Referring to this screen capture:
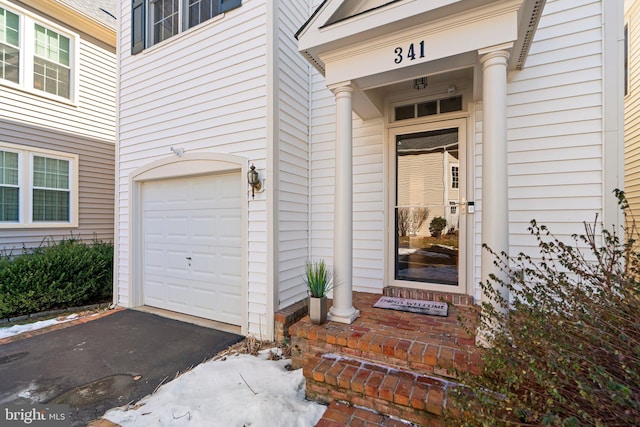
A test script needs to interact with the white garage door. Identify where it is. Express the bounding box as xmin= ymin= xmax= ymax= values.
xmin=142 ymin=172 xmax=242 ymax=325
